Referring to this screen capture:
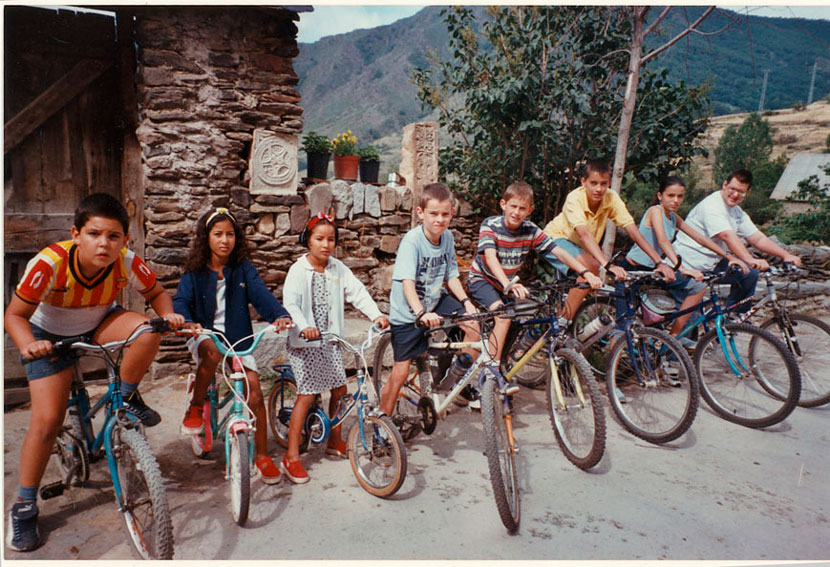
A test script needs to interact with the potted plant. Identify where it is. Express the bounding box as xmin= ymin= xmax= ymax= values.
xmin=357 ymin=144 xmax=381 ymax=184
xmin=331 ymin=130 xmax=359 ymax=181
xmin=301 ymin=131 xmax=332 ymax=180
